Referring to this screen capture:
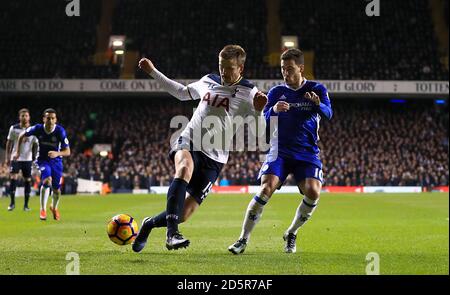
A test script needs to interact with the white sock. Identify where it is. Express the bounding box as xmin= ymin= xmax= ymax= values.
xmin=52 ymin=191 xmax=60 ymax=209
xmin=239 ymin=194 xmax=269 ymax=241
xmin=287 ymin=196 xmax=319 ymax=235
xmin=40 ymin=186 xmax=51 ymax=211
